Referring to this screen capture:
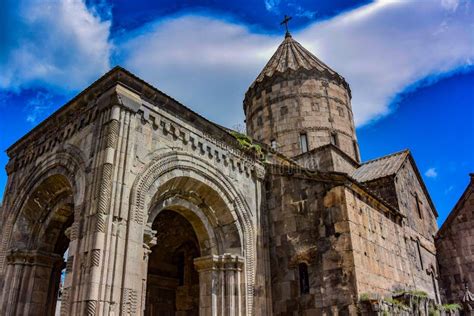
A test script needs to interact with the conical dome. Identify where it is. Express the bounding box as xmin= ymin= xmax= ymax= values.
xmin=253 ymin=34 xmax=340 ymax=85
xmin=244 ymin=34 xmax=350 ymax=114
xmin=243 ymin=33 xmax=359 ymax=162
